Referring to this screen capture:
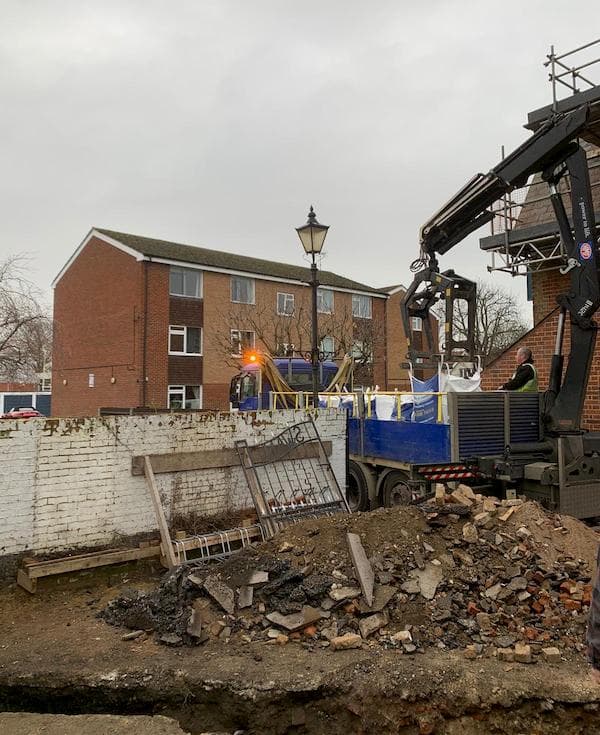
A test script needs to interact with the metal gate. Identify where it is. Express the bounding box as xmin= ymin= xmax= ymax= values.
xmin=236 ymin=419 xmax=349 ymax=538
